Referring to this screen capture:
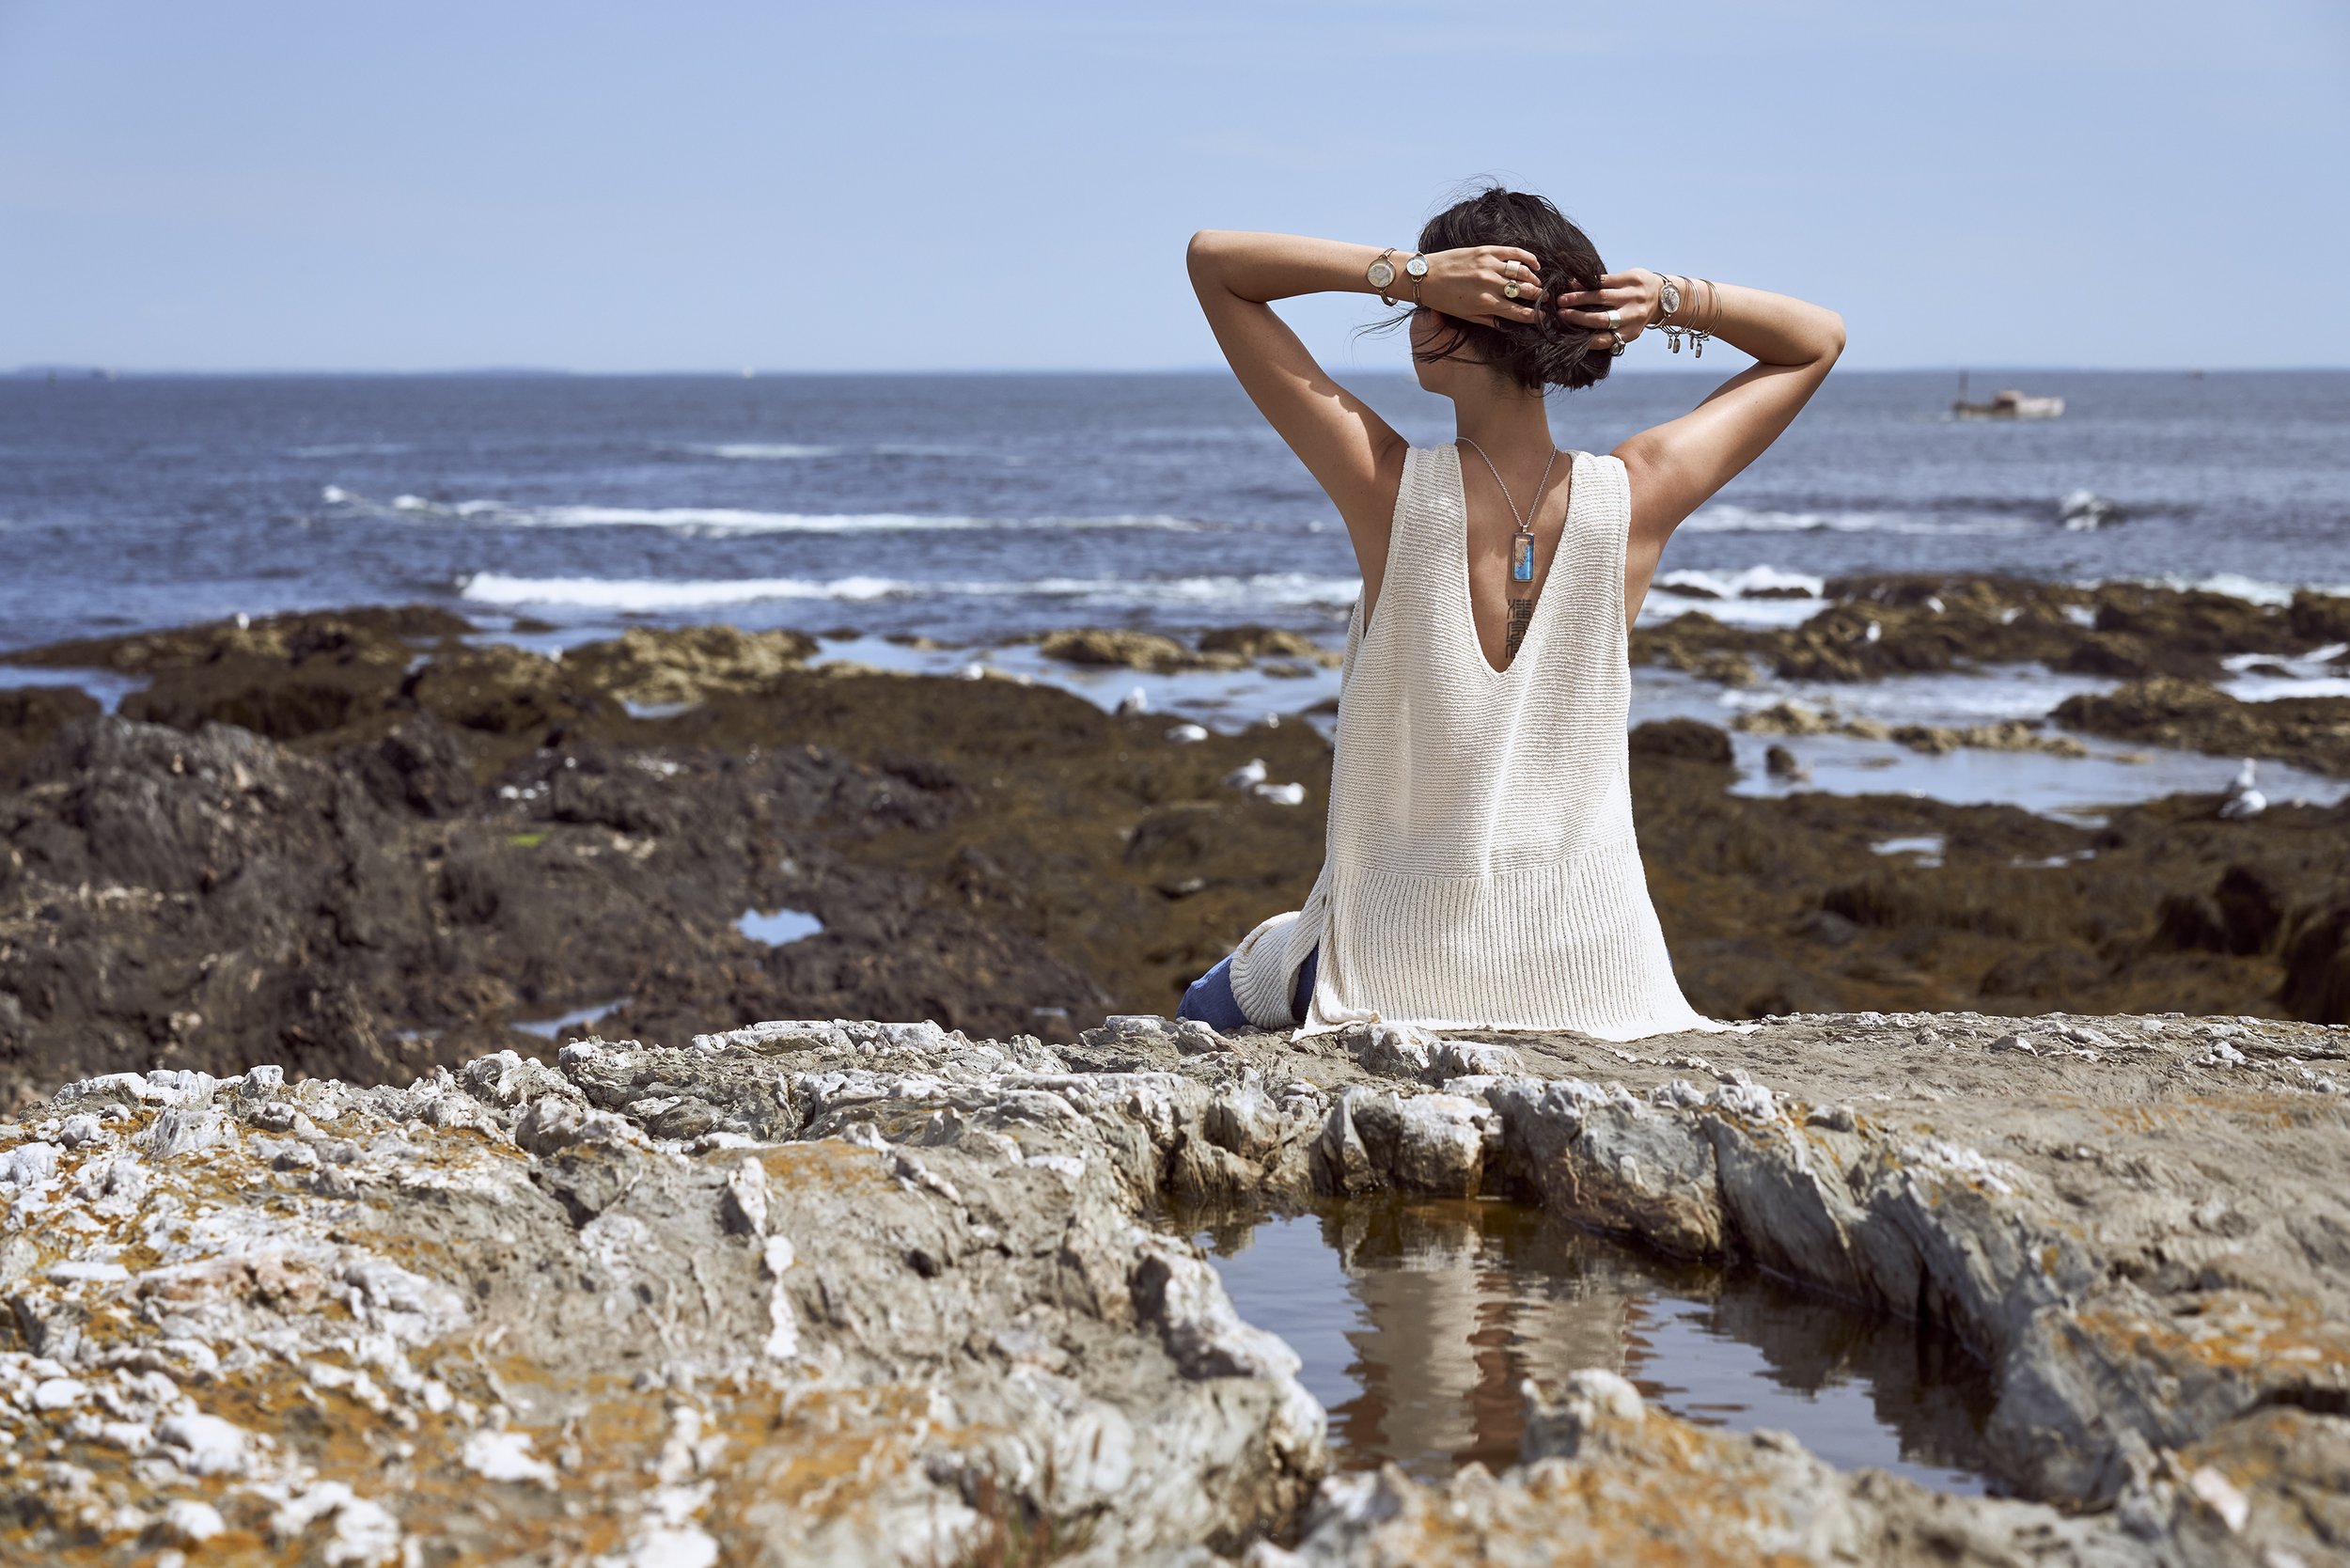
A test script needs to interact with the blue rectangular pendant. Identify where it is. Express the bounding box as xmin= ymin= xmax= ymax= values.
xmin=1511 ymin=533 xmax=1536 ymax=583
